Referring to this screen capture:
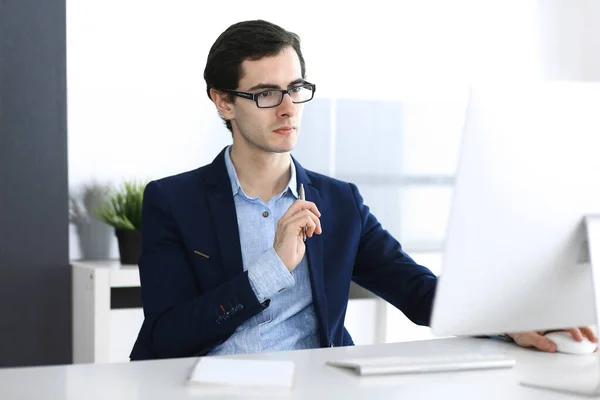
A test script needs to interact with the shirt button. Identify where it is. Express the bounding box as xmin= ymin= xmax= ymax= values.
xmin=262 ymin=211 xmax=269 ymax=218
